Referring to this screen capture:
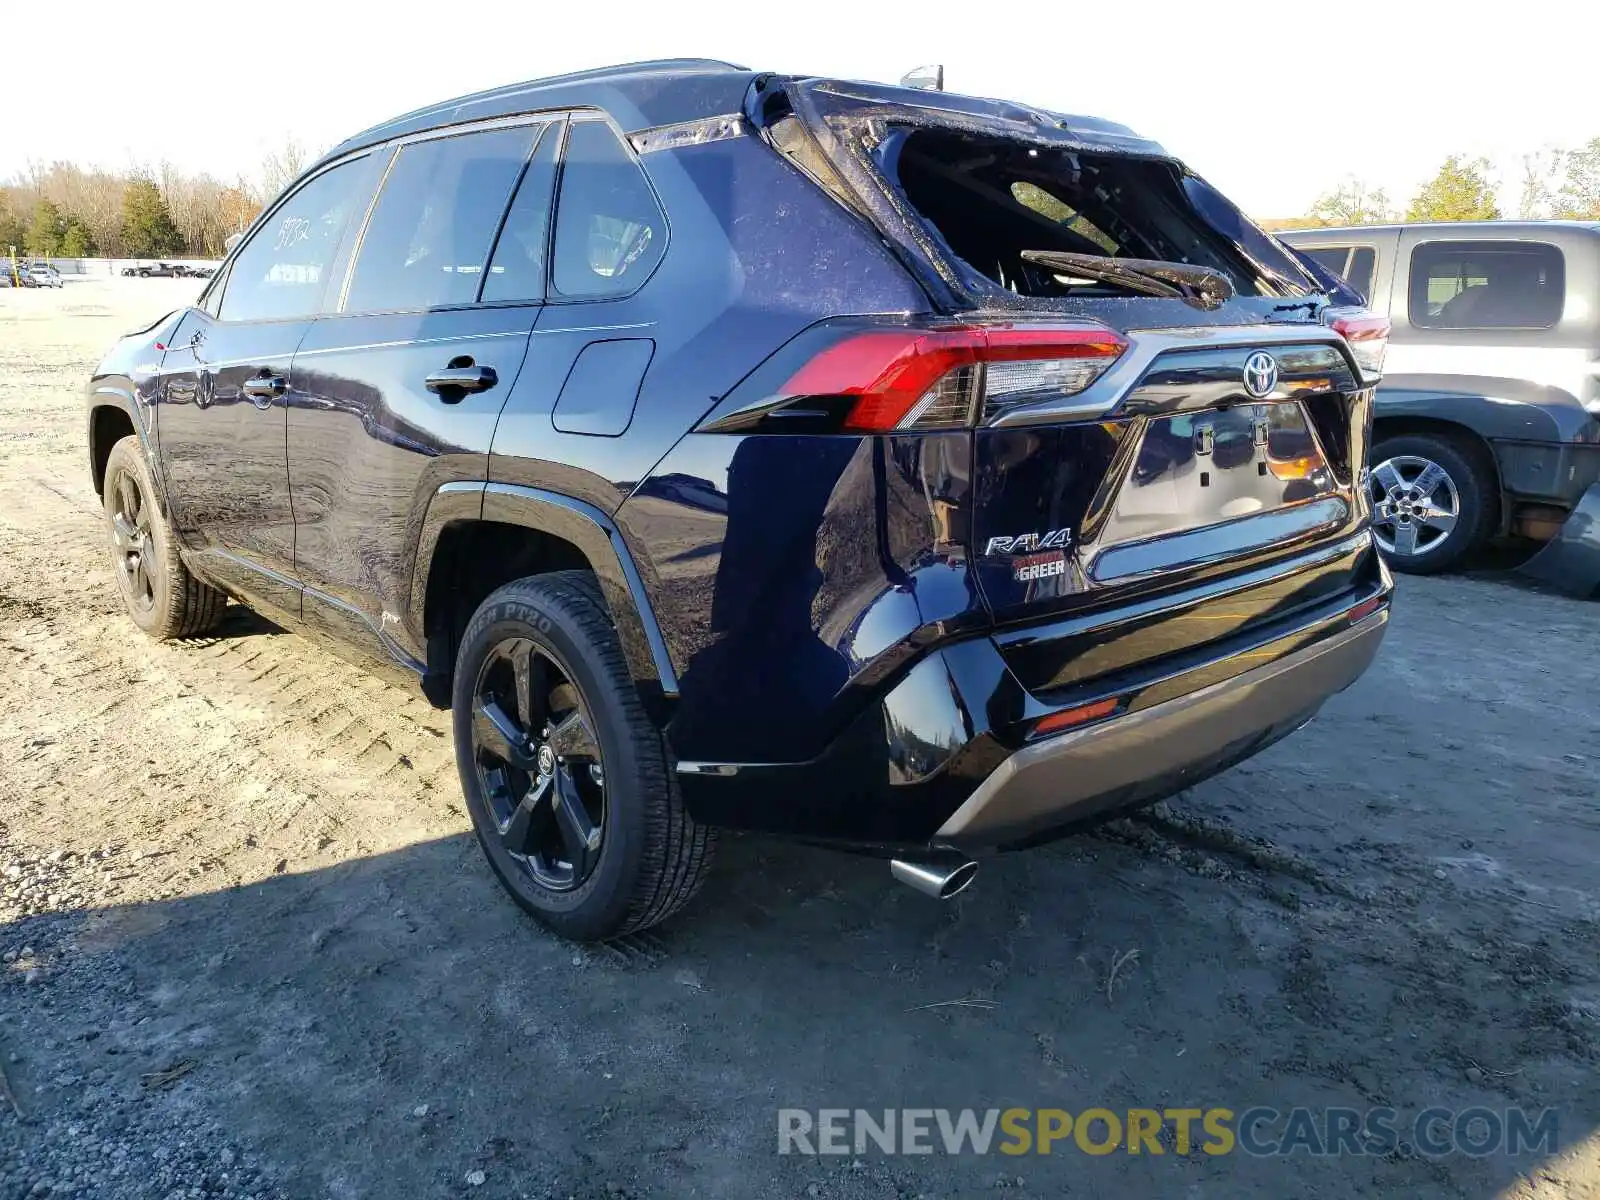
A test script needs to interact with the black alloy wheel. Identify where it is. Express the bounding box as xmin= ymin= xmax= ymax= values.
xmin=451 ymin=571 xmax=714 ymax=941
xmin=101 ymin=435 xmax=227 ymax=639
xmin=109 ymin=467 xmax=158 ymax=615
xmin=470 ymin=637 xmax=607 ymax=892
